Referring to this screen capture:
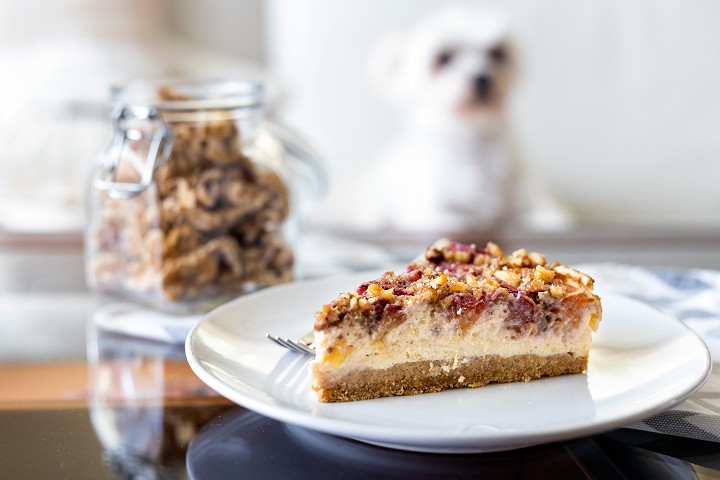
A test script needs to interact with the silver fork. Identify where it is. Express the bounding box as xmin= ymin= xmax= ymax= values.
xmin=266 ymin=331 xmax=315 ymax=356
